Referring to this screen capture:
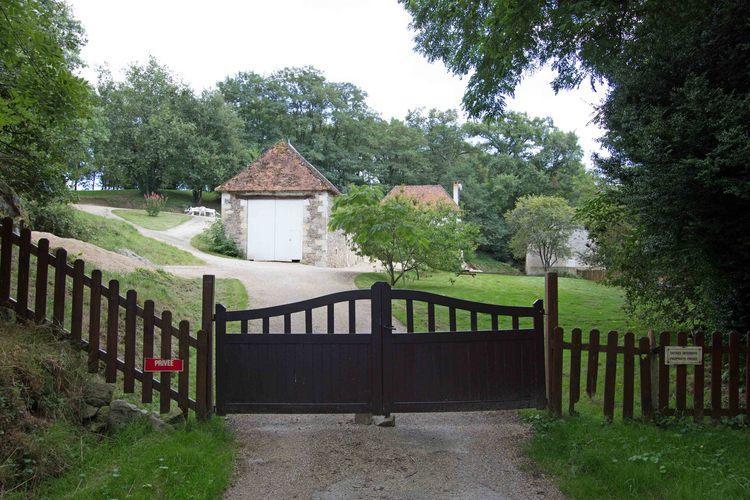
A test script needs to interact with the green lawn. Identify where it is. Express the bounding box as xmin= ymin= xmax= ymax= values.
xmin=112 ymin=208 xmax=192 ymax=230
xmin=76 ymin=189 xmax=220 ymax=213
xmin=466 ymin=251 xmax=522 ymax=274
xmin=74 ymin=210 xmax=203 ymax=266
xmin=356 ymin=271 xmax=750 ymax=499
